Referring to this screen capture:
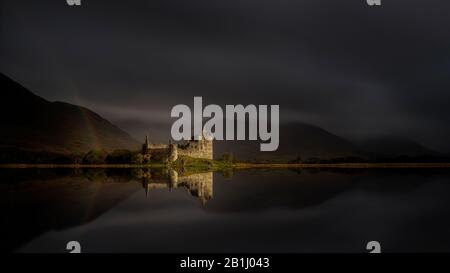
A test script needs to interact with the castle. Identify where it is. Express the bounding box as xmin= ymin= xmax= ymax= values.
xmin=141 ymin=134 xmax=213 ymax=163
